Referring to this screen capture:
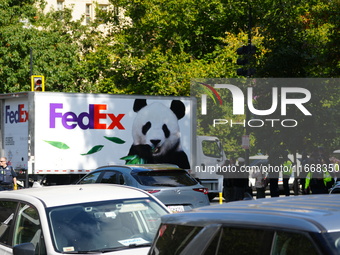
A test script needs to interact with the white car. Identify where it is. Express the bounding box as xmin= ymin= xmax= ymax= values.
xmin=0 ymin=184 xmax=170 ymax=255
